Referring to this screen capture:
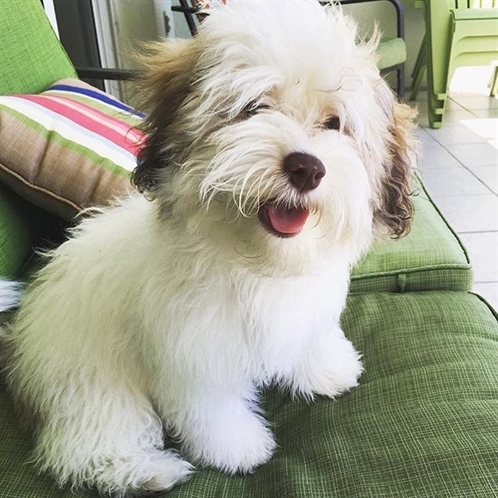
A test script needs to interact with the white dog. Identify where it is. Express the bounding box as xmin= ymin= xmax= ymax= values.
xmin=2 ymin=1 xmax=417 ymax=496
